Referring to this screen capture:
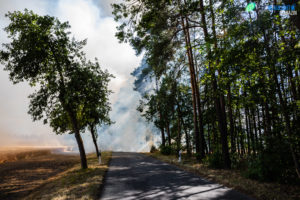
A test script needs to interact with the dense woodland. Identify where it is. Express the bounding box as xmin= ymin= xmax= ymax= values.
xmin=113 ymin=0 xmax=300 ymax=183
